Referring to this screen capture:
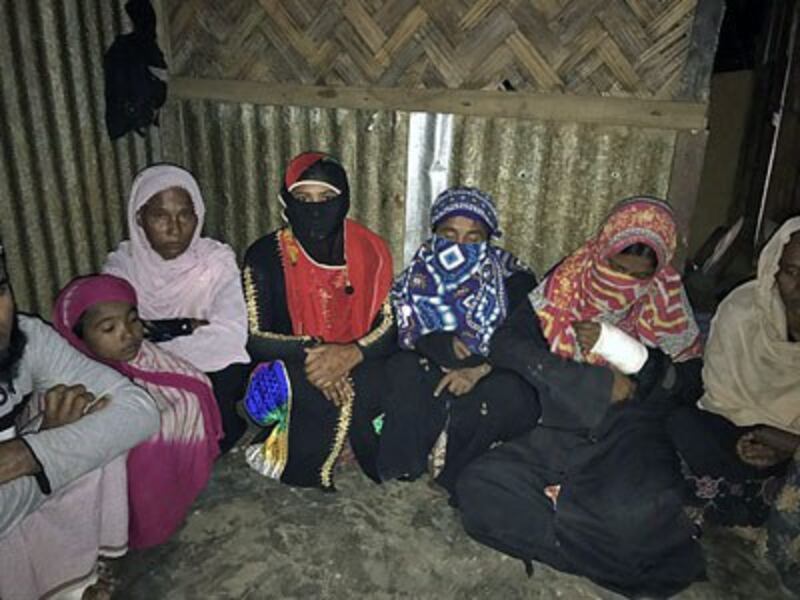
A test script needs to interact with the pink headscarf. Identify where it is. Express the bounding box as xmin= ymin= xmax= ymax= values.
xmin=106 ymin=165 xmax=211 ymax=308
xmin=52 ymin=274 xmax=219 ymax=398
xmin=103 ymin=164 xmax=249 ymax=372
